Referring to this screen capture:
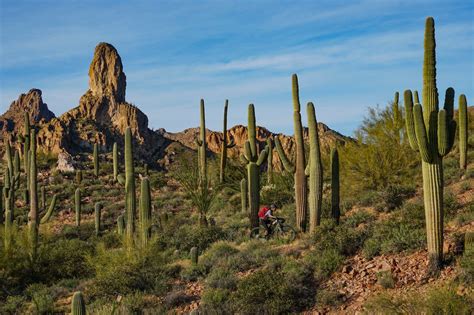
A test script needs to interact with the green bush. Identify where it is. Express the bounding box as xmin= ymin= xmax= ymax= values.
xmin=305 ymin=248 xmax=344 ymax=279
xmin=344 ymin=210 xmax=375 ymax=228
xmin=375 ymin=184 xmax=416 ymax=212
